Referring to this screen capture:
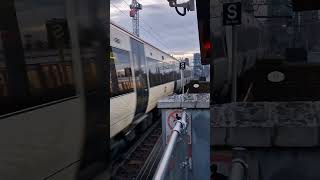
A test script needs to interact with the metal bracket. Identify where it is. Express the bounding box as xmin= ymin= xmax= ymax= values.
xmin=168 ymin=0 xmax=195 ymax=10
xmin=180 ymin=157 xmax=192 ymax=169
xmin=173 ymin=111 xmax=188 ymax=134
xmin=167 ymin=0 xmax=195 ymax=16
